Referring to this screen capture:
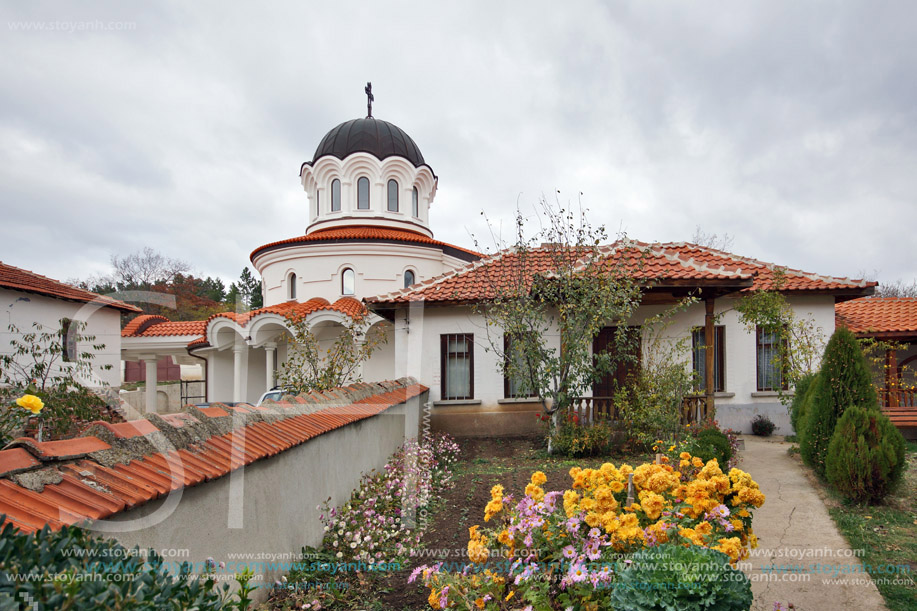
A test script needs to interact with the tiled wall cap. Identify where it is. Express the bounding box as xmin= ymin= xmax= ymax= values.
xmin=0 ymin=448 xmax=41 ymax=477
xmin=9 ymin=437 xmax=112 ymax=461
